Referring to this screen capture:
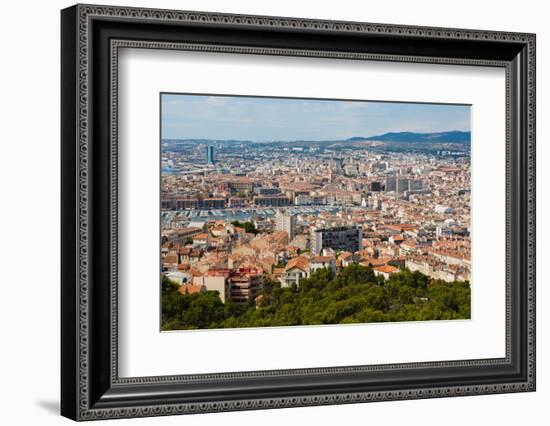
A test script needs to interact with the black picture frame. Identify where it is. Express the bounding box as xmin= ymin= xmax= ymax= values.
xmin=61 ymin=4 xmax=536 ymax=421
